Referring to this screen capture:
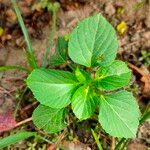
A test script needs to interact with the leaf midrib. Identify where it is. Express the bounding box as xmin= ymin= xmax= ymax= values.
xmin=28 ymin=81 xmax=78 ymax=85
